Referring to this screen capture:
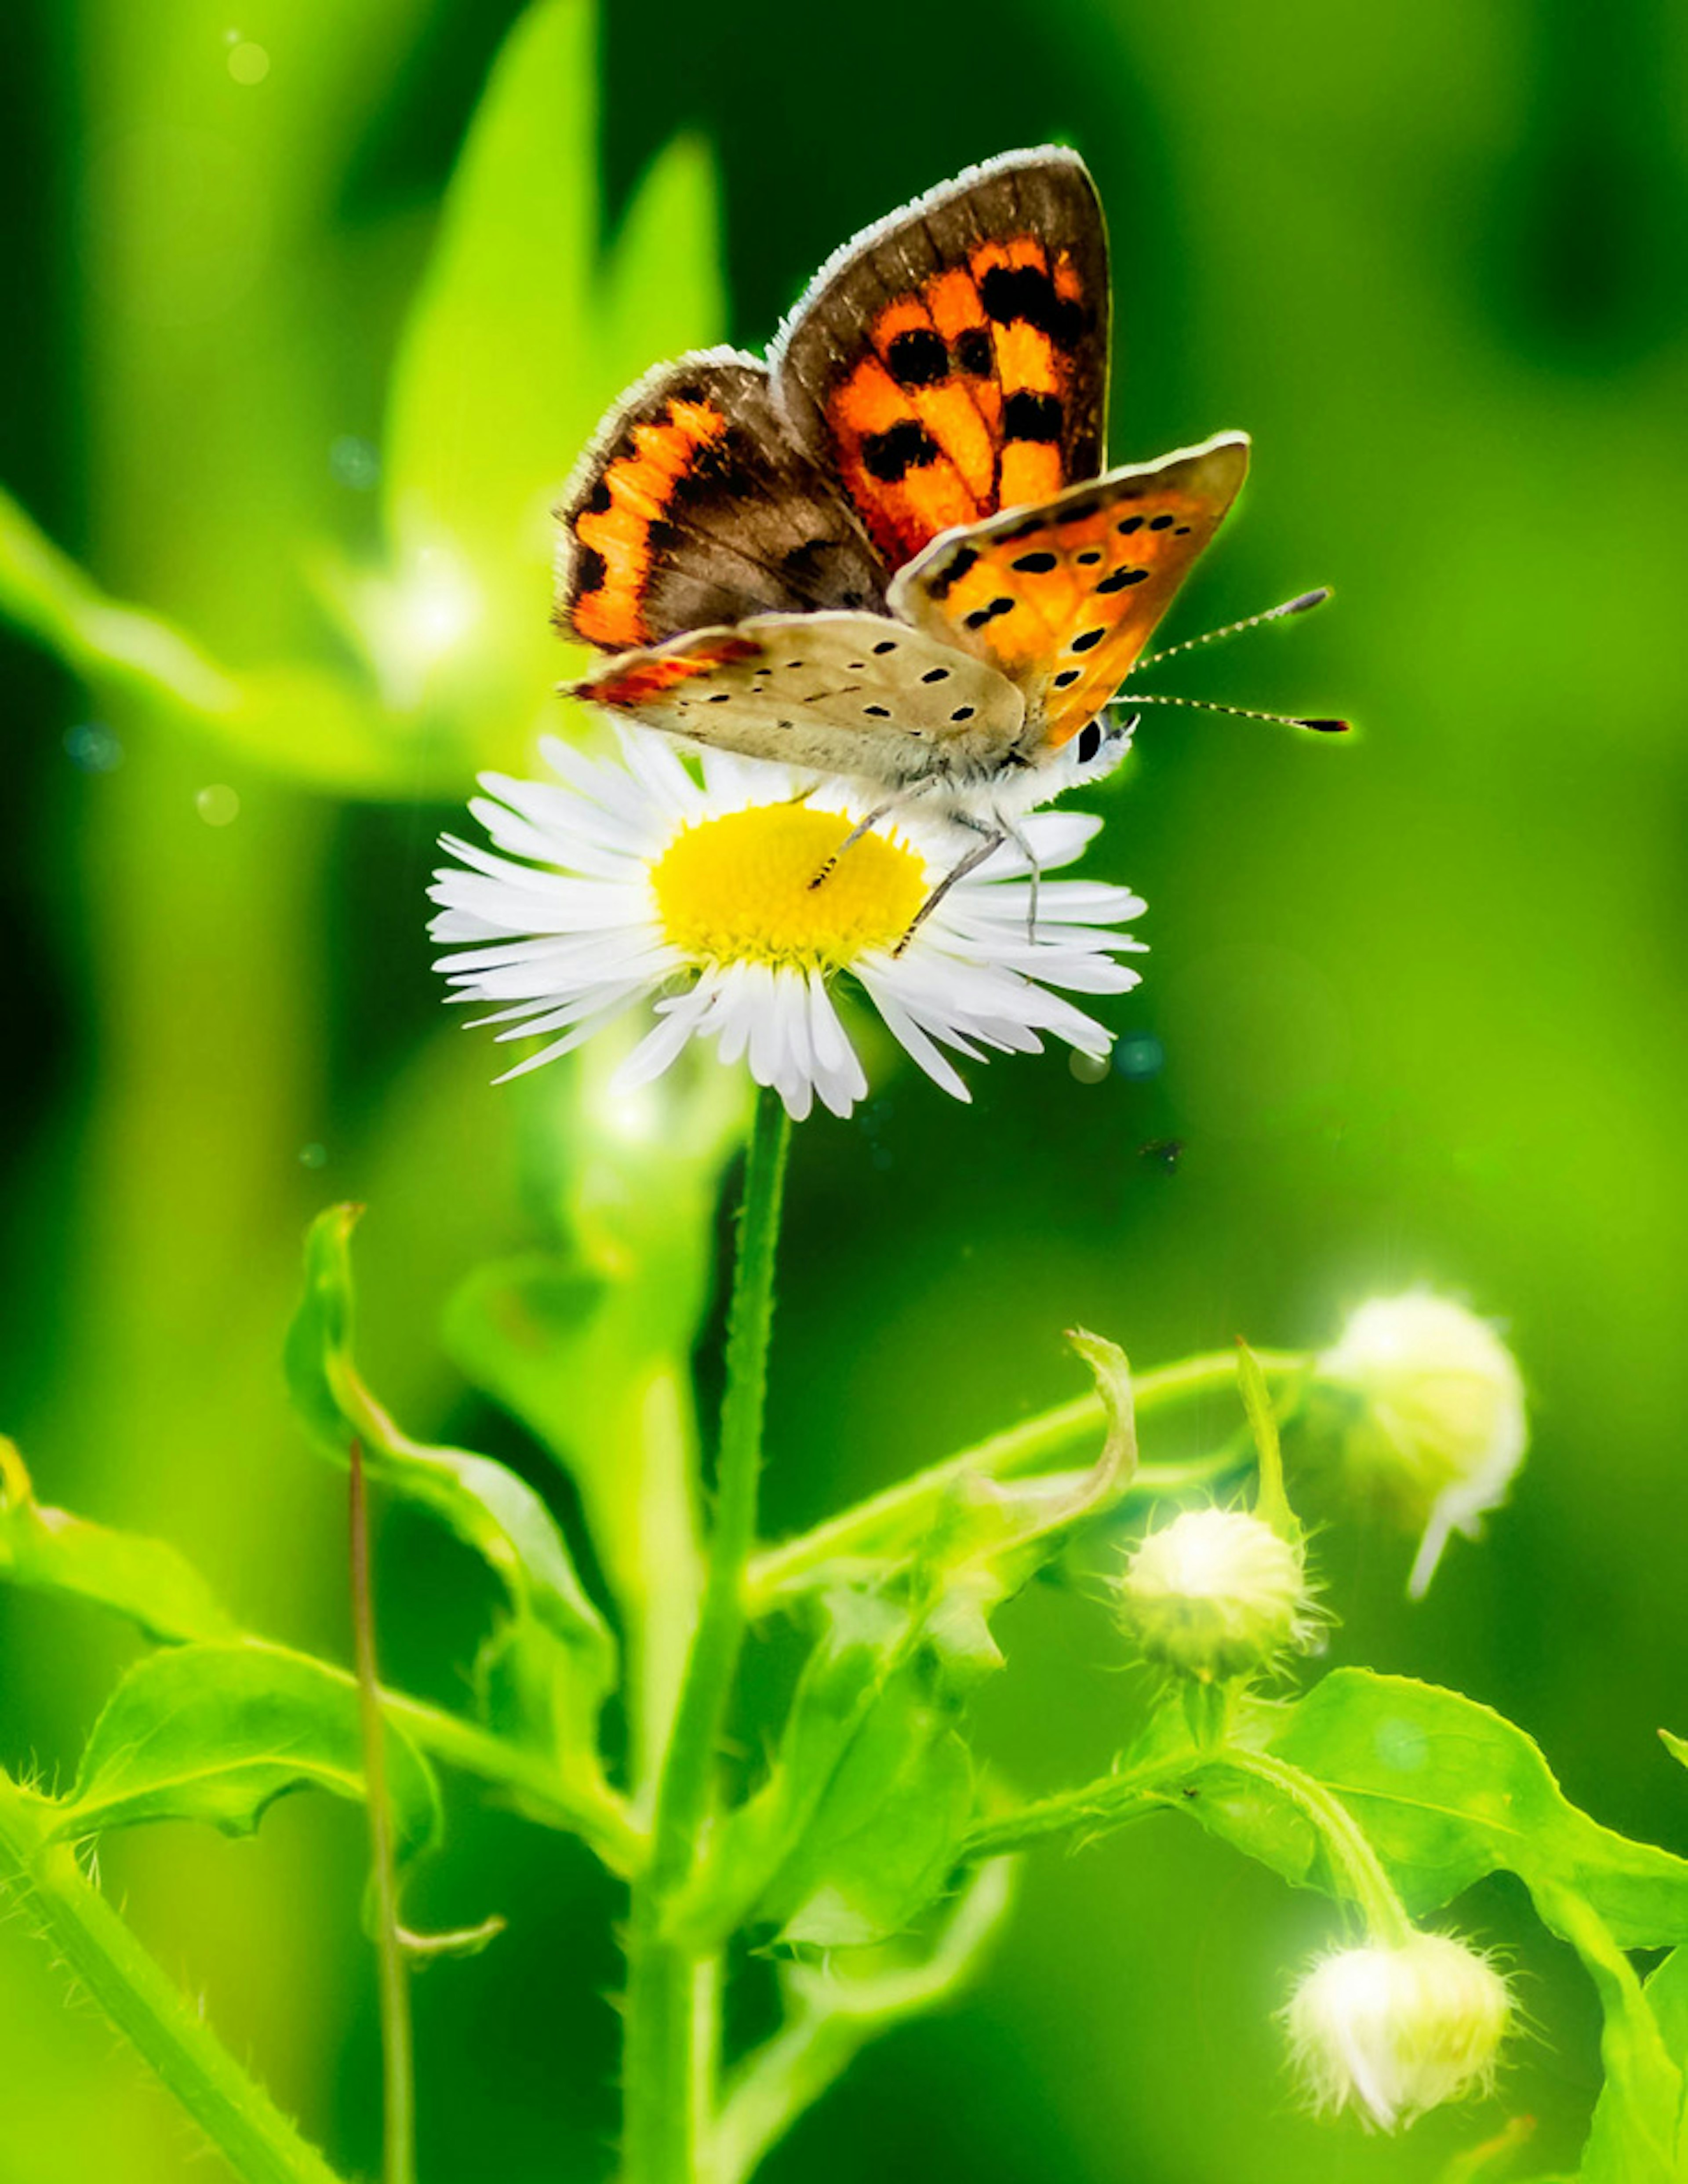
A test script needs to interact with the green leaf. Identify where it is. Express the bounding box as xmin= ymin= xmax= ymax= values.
xmin=378 ymin=0 xmax=723 ymax=755
xmin=713 ymin=1859 xmax=1016 ymax=2184
xmin=0 ymin=484 xmax=439 ymax=798
xmin=285 ymin=1204 xmax=615 ymax=1783
xmin=54 ymin=1642 xmax=440 ymax=1859
xmin=914 ymin=1329 xmax=1137 ymax=1688
xmin=674 ymin=1588 xmax=918 ymax=1945
xmin=1192 ymin=1671 xmax=1688 ymax=1949
xmin=1235 ymin=1336 xmax=1295 ymax=1536
xmin=1539 ymin=1888 xmax=1683 ymax=2184
xmin=0 ymin=1438 xmax=236 ymax=1644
